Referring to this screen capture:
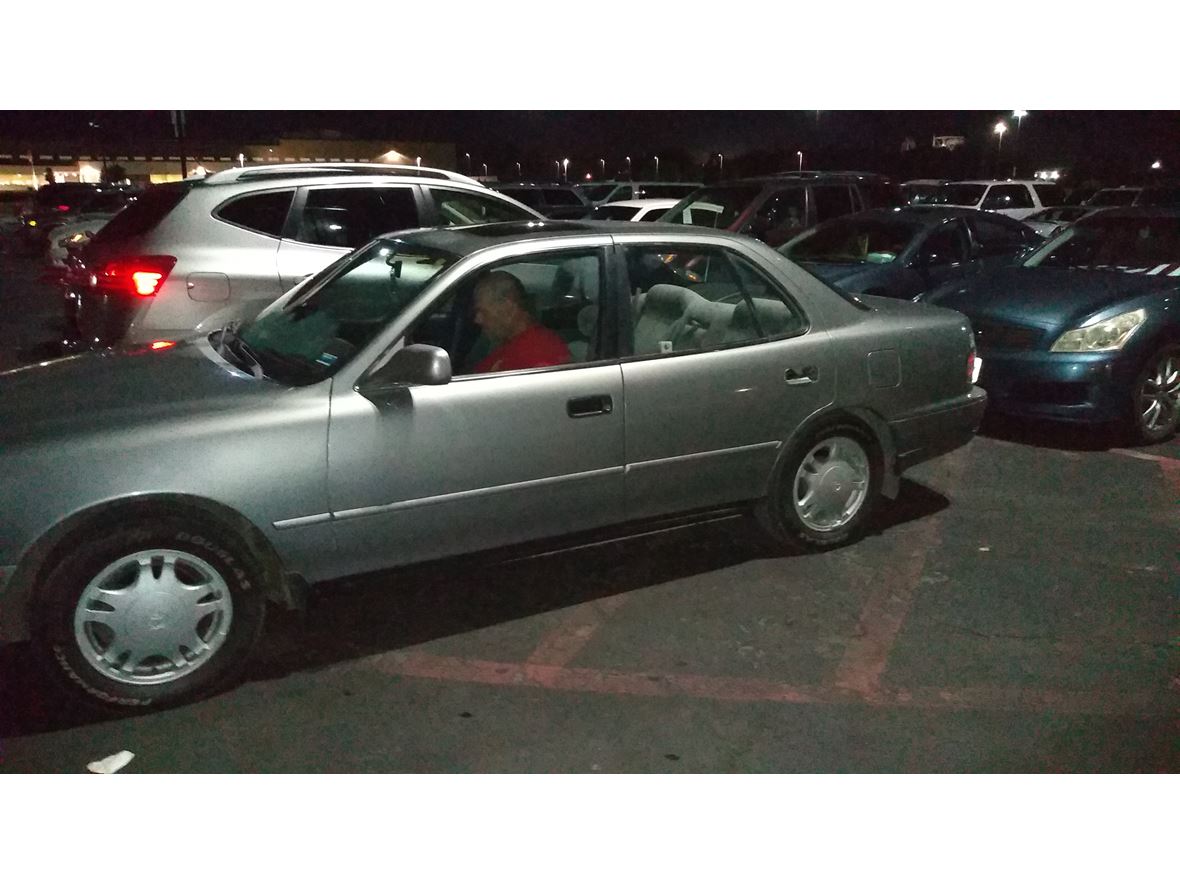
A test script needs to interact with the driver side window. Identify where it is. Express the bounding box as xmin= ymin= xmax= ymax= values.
xmin=405 ymin=249 xmax=605 ymax=376
xmin=917 ymin=224 xmax=967 ymax=266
